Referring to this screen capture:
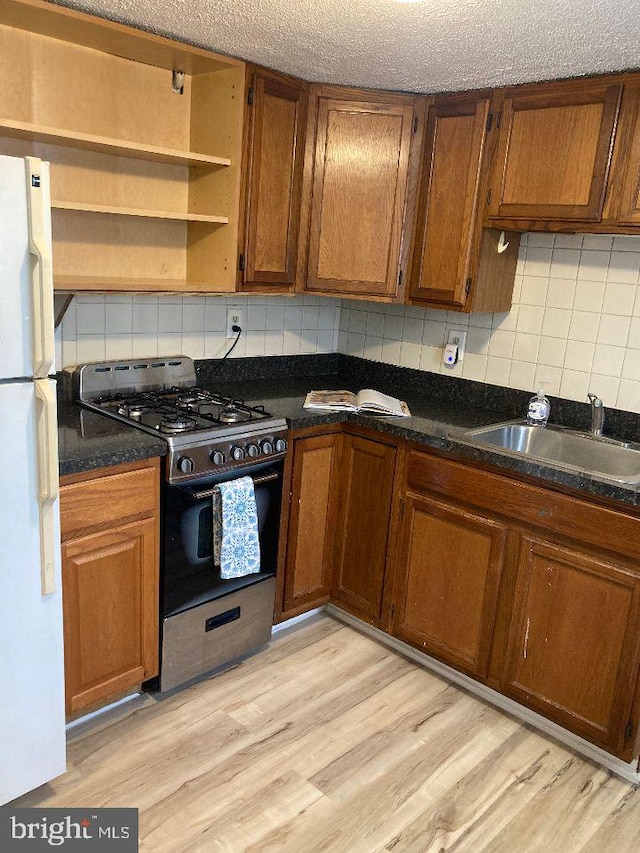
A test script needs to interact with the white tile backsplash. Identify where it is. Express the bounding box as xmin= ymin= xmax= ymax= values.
xmin=59 ymin=233 xmax=640 ymax=415
xmin=60 ymin=295 xmax=340 ymax=370
xmin=336 ymin=233 xmax=640 ymax=413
